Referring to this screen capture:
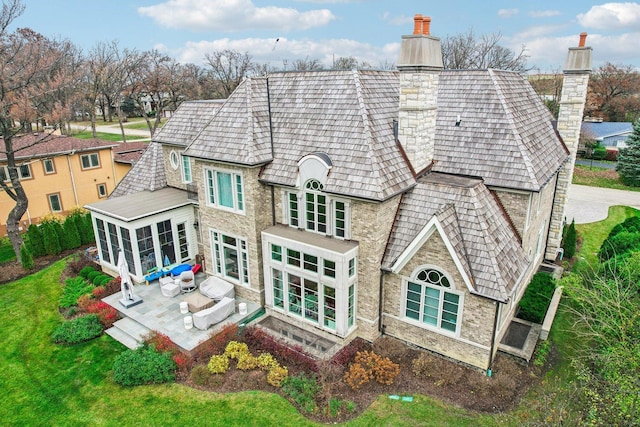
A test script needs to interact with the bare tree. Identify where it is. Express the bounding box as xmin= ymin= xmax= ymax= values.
xmin=204 ymin=49 xmax=253 ymax=99
xmin=529 ymin=70 xmax=563 ymax=118
xmin=332 ymin=56 xmax=372 ymax=70
xmin=0 ymin=0 xmax=80 ymax=261
xmin=290 ymin=57 xmax=324 ymax=71
xmin=586 ymin=62 xmax=640 ymax=122
xmin=442 ymin=29 xmax=529 ymax=72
